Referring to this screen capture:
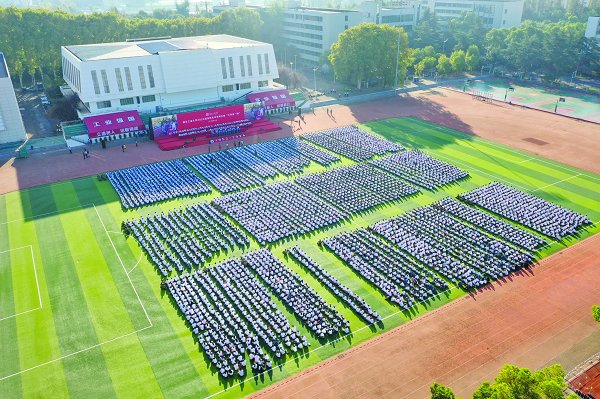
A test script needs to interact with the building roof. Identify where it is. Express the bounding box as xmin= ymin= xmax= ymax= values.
xmin=0 ymin=52 xmax=8 ymax=79
xmin=64 ymin=34 xmax=267 ymax=62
